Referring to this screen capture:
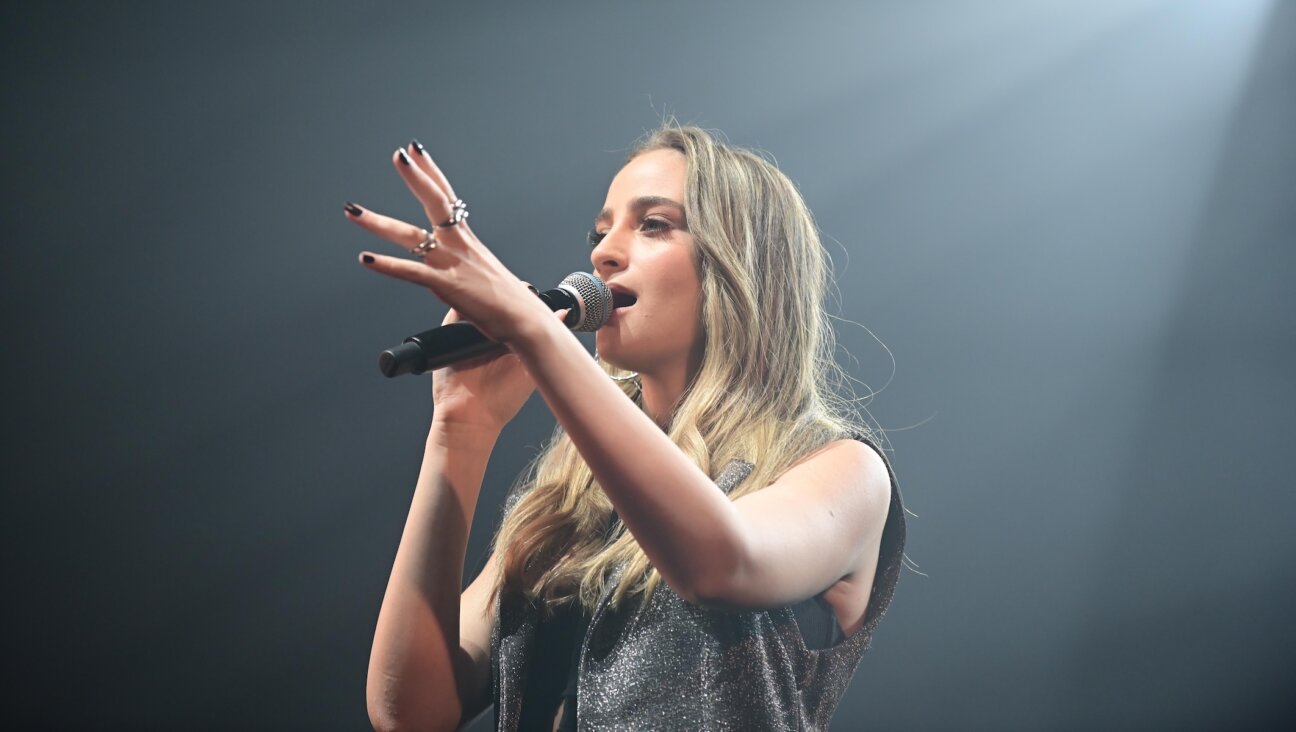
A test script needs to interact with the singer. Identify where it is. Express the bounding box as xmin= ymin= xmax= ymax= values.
xmin=351 ymin=126 xmax=906 ymax=732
